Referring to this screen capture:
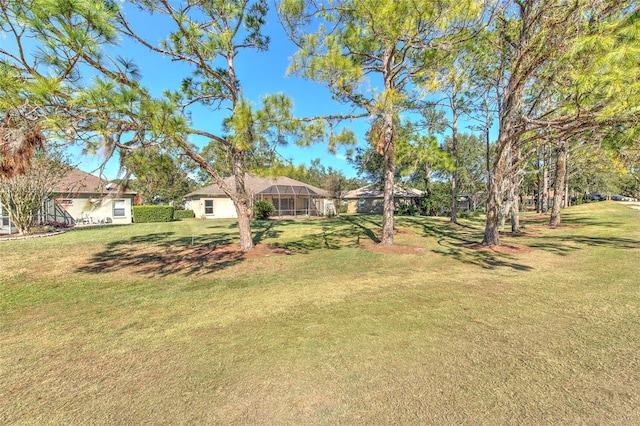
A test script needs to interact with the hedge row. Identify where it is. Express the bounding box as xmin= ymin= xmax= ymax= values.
xmin=132 ymin=206 xmax=175 ymax=223
xmin=174 ymin=209 xmax=195 ymax=219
